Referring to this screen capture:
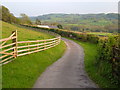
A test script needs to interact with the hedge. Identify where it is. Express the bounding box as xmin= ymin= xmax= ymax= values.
xmin=21 ymin=25 xmax=99 ymax=44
